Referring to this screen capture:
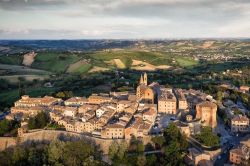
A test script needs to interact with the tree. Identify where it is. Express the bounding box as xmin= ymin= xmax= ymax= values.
xmin=151 ymin=136 xmax=165 ymax=149
xmin=108 ymin=141 xmax=128 ymax=164
xmin=164 ymin=141 xmax=183 ymax=166
xmin=47 ymin=140 xmax=65 ymax=165
xmin=136 ymin=155 xmax=146 ymax=166
xmin=28 ymin=112 xmax=50 ymax=130
xmin=146 ymin=154 xmax=157 ymax=166
xmin=12 ymin=147 xmax=28 ymax=166
xmin=0 ymin=140 xmax=104 ymax=166
xmin=116 ymin=141 xmax=128 ymax=160
xmin=216 ymin=91 xmax=223 ymax=102
xmin=137 ymin=142 xmax=145 ymax=154
xmin=0 ymin=119 xmax=20 ymax=136
xmin=195 ymin=127 xmax=220 ymax=147
xmin=162 ymin=123 xmax=188 ymax=165
xmin=108 ymin=141 xmax=119 ymax=160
